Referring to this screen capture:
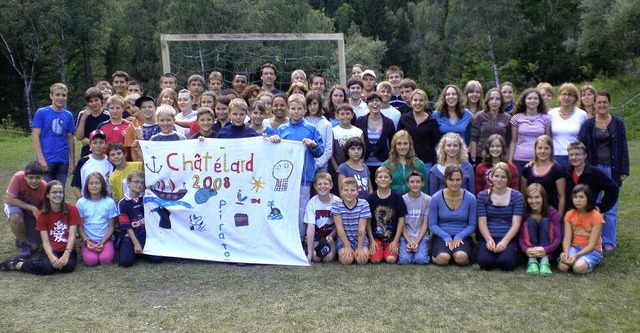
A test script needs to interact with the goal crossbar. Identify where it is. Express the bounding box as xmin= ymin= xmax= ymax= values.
xmin=160 ymin=33 xmax=346 ymax=86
